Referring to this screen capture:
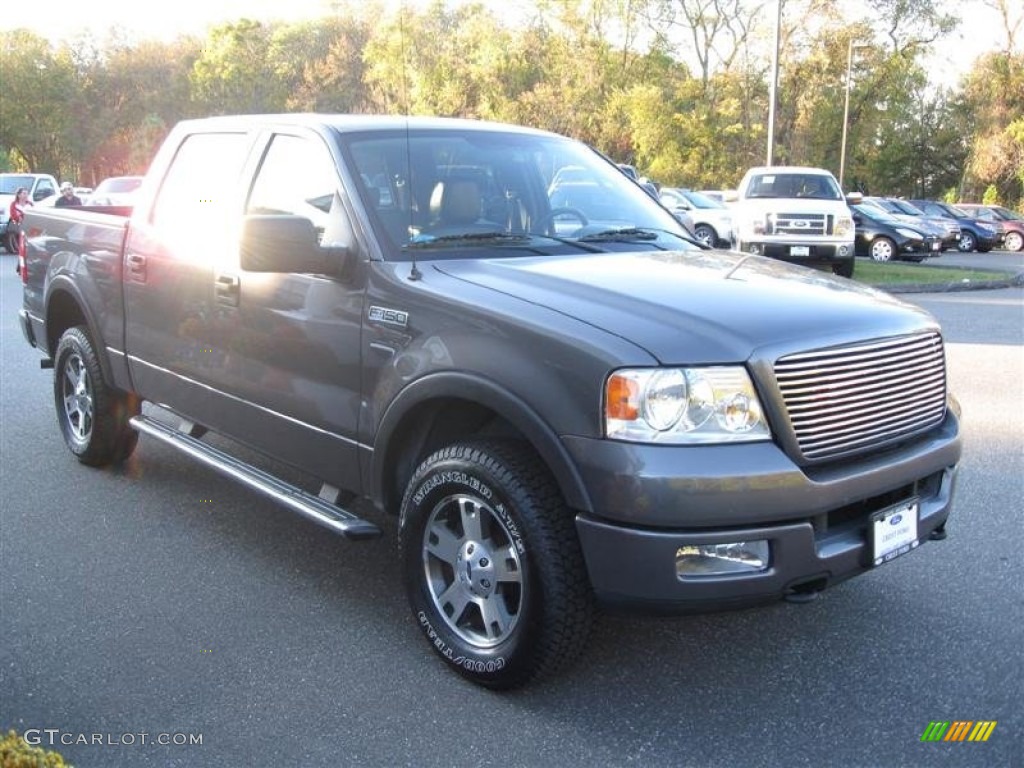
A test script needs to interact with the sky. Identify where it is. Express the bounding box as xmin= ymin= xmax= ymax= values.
xmin=0 ymin=0 xmax=1009 ymax=91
